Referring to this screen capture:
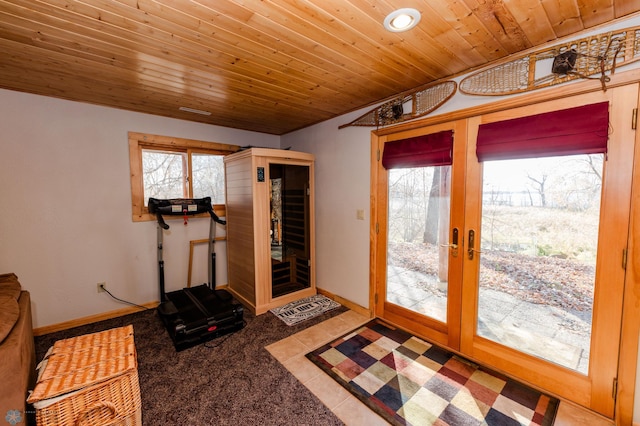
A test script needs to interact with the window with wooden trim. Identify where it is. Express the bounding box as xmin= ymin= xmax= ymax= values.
xmin=129 ymin=132 xmax=240 ymax=221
